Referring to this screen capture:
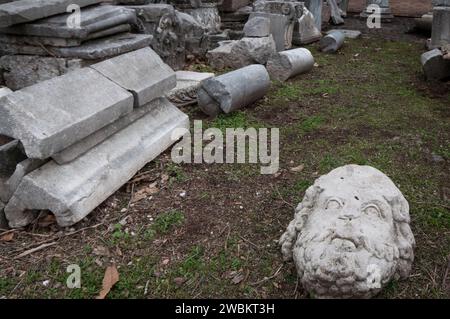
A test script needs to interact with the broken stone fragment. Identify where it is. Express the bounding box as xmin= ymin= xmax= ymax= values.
xmin=293 ymin=6 xmax=322 ymax=45
xmin=207 ymin=35 xmax=276 ymax=70
xmin=0 ymin=33 xmax=153 ymax=60
xmin=0 ymin=67 xmax=134 ymax=159
xmin=430 ymin=6 xmax=450 ymax=49
xmin=243 ymin=16 xmax=271 ymax=37
xmin=0 ymin=0 xmax=104 ymax=28
xmin=320 ymin=30 xmax=345 ymax=53
xmin=304 ymin=0 xmax=323 ymax=31
xmin=91 ymin=47 xmax=176 ymax=107
xmin=421 ymin=48 xmax=450 ymax=80
xmin=198 ymin=64 xmax=270 ymax=117
xmin=327 ymin=0 xmax=344 ymax=25
xmin=267 ymin=48 xmax=315 ymax=82
xmin=0 ymin=5 xmax=137 ymax=39
xmin=5 ymin=99 xmax=189 ymax=228
xmin=166 ymin=71 xmax=215 ymax=107
xmin=326 ymin=29 xmax=361 ymax=39
xmin=0 ymin=158 xmax=47 ymax=203
xmin=0 ymin=55 xmax=91 ymax=90
xmin=249 ymin=12 xmax=294 ymax=52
